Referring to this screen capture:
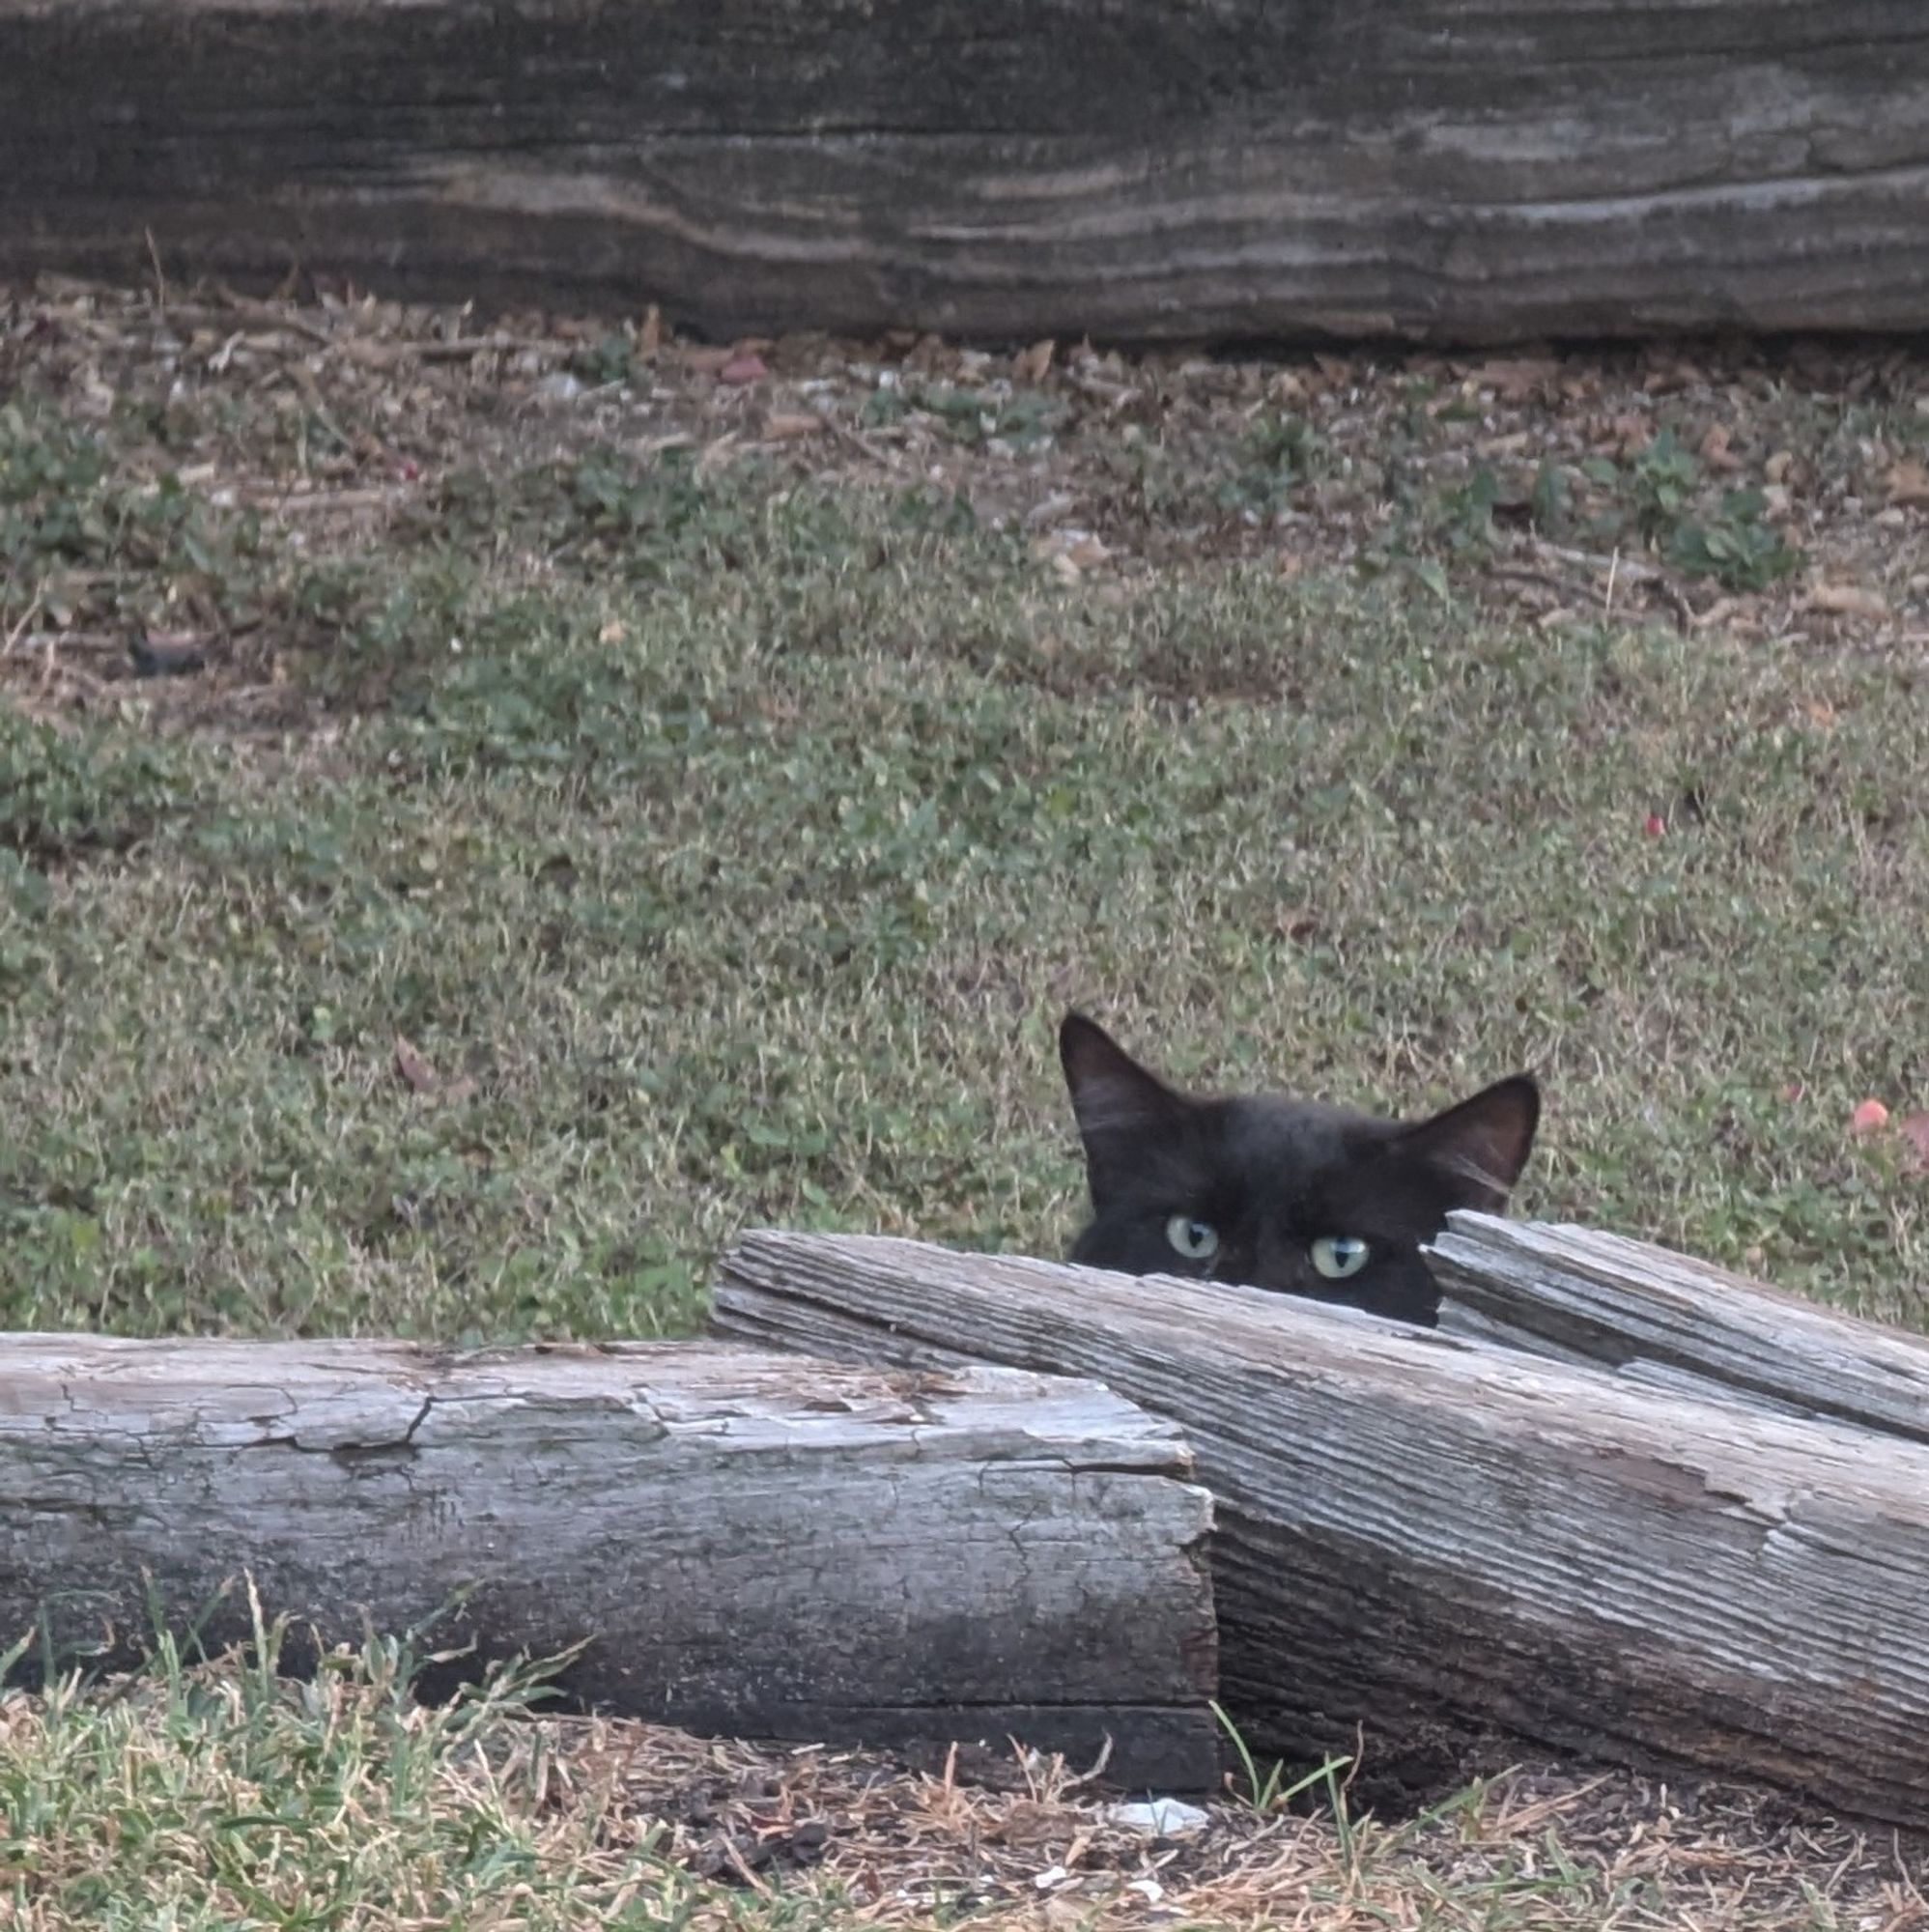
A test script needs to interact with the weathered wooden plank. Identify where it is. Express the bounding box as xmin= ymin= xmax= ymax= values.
xmin=712 ymin=1230 xmax=1929 ymax=1827
xmin=1429 ymin=1212 xmax=1929 ymax=1439
xmin=0 ymin=1335 xmax=1220 ymax=1788
xmin=2 ymin=0 xmax=1927 ymax=343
